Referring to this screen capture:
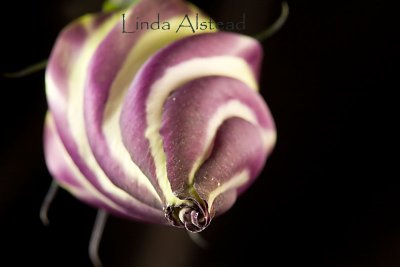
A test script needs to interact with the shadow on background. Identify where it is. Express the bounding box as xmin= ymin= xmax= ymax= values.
xmin=0 ymin=0 xmax=398 ymax=266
